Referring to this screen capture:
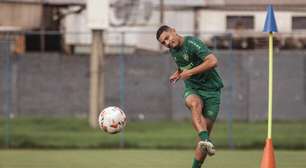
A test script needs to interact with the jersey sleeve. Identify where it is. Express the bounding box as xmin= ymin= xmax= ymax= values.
xmin=187 ymin=37 xmax=212 ymax=60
